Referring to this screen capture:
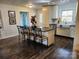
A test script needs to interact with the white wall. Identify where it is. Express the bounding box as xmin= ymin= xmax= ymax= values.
xmin=0 ymin=4 xmax=35 ymax=39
